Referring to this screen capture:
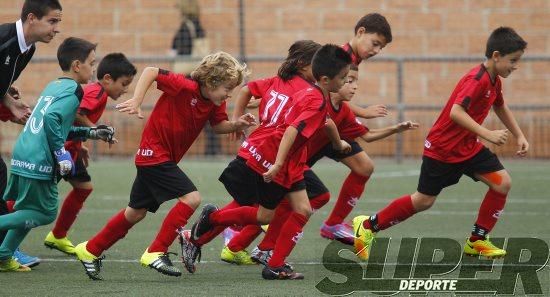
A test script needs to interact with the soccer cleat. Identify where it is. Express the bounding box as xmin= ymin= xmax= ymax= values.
xmin=0 ymin=258 xmax=31 ymax=272
xmin=140 ymin=249 xmax=182 ymax=277
xmin=262 ymin=264 xmax=304 ymax=280
xmin=220 ymin=246 xmax=255 ymax=265
xmin=222 ymin=227 xmax=240 ymax=246
xmin=44 ymin=231 xmax=76 ymax=255
xmin=177 ymin=228 xmax=201 ymax=273
xmin=464 ymin=237 xmax=506 ymax=259
xmin=250 ymin=246 xmax=272 ymax=266
xmin=74 ymin=241 xmax=105 ymax=281
xmin=191 ymin=204 xmax=218 ymax=241
xmin=352 ymin=215 xmax=376 ymax=261
xmin=320 ymin=222 xmax=355 ymax=245
xmin=13 ymin=249 xmax=40 ymax=268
